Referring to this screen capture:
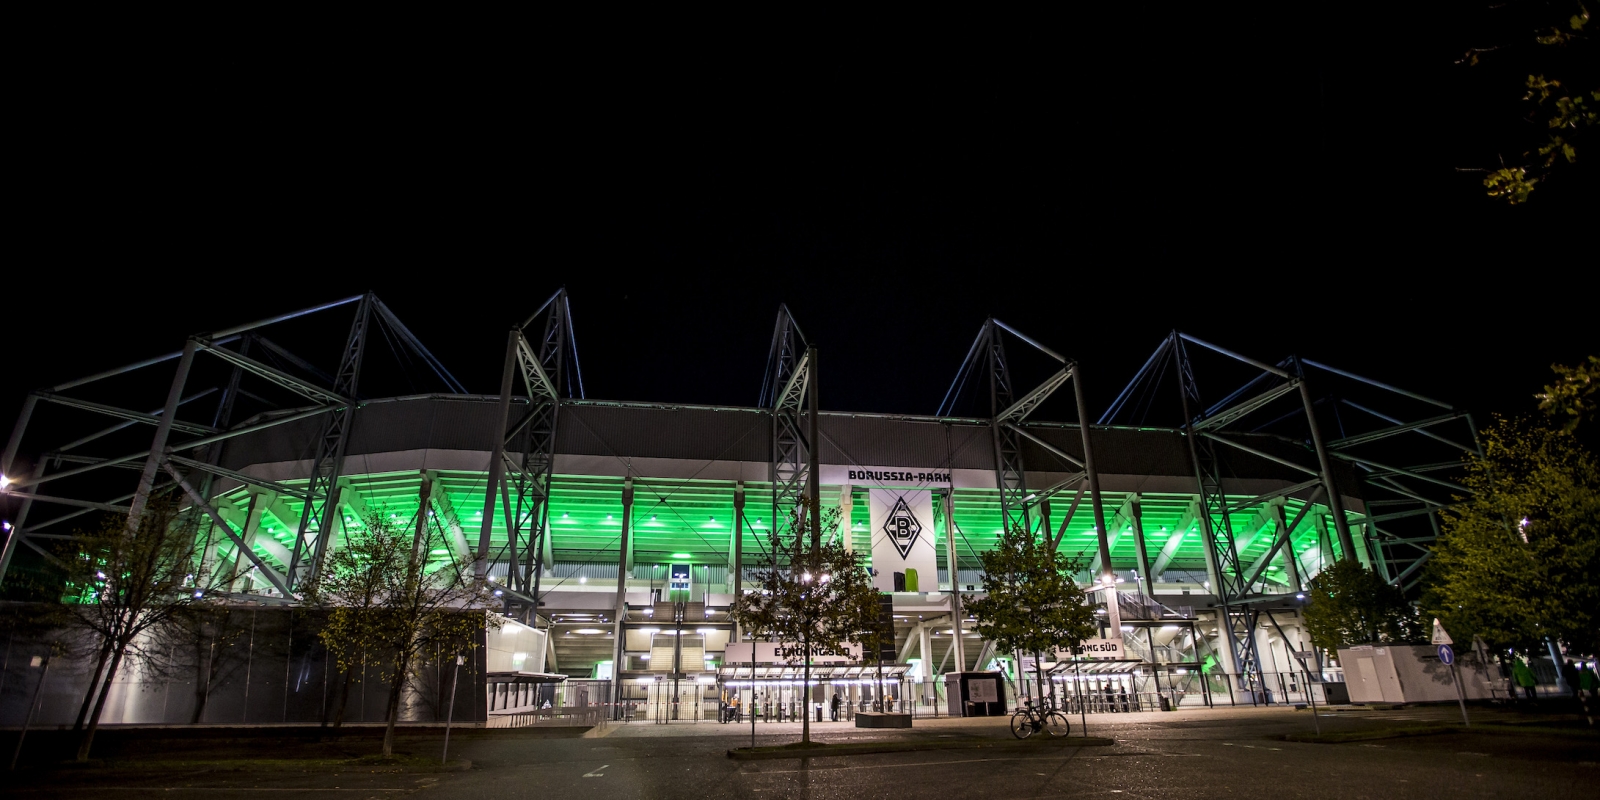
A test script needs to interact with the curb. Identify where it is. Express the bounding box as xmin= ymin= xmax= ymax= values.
xmin=1281 ymin=724 xmax=1600 ymax=744
xmin=728 ymin=736 xmax=1115 ymax=760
